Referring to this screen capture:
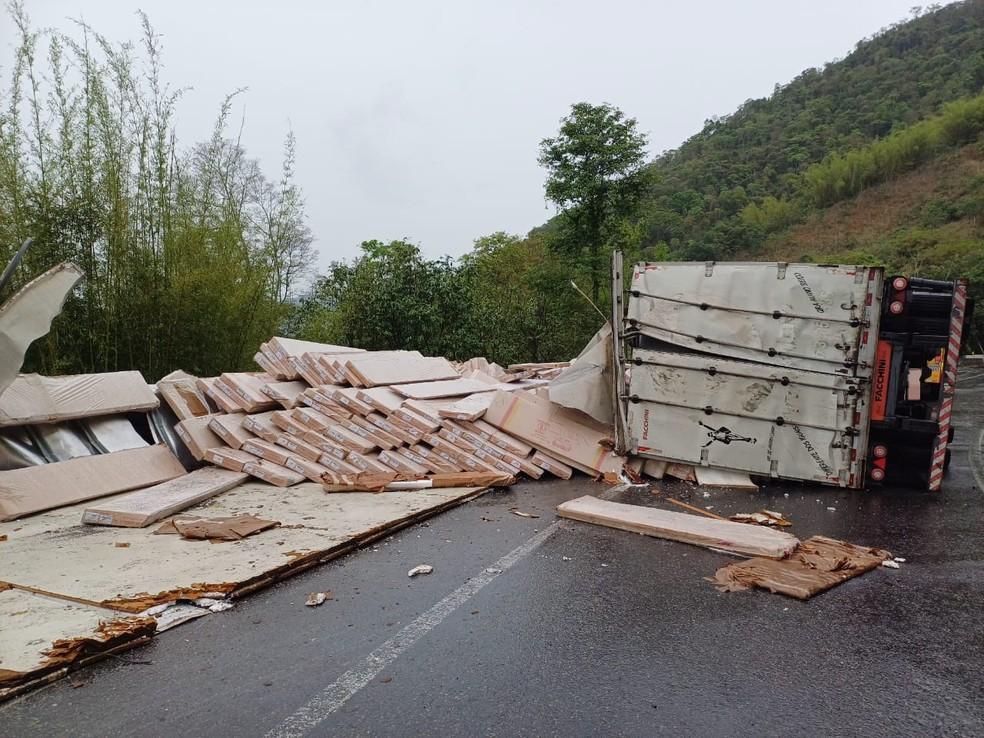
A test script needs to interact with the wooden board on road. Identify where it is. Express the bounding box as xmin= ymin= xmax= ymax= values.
xmin=81 ymin=468 xmax=248 ymax=528
xmin=557 ymin=495 xmax=799 ymax=559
